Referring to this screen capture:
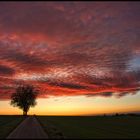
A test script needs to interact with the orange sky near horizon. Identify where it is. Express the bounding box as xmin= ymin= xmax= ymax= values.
xmin=0 ymin=91 xmax=140 ymax=116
